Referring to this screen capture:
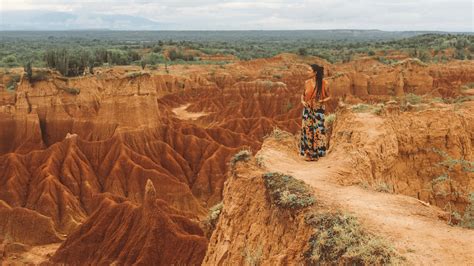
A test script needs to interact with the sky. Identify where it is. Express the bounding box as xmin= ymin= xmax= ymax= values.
xmin=0 ymin=0 xmax=473 ymax=31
